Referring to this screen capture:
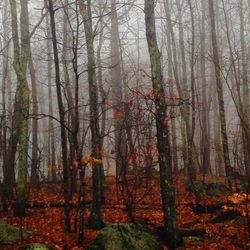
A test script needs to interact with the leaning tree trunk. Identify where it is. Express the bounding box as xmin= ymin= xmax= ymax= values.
xmin=79 ymin=0 xmax=104 ymax=230
xmin=144 ymin=0 xmax=180 ymax=248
